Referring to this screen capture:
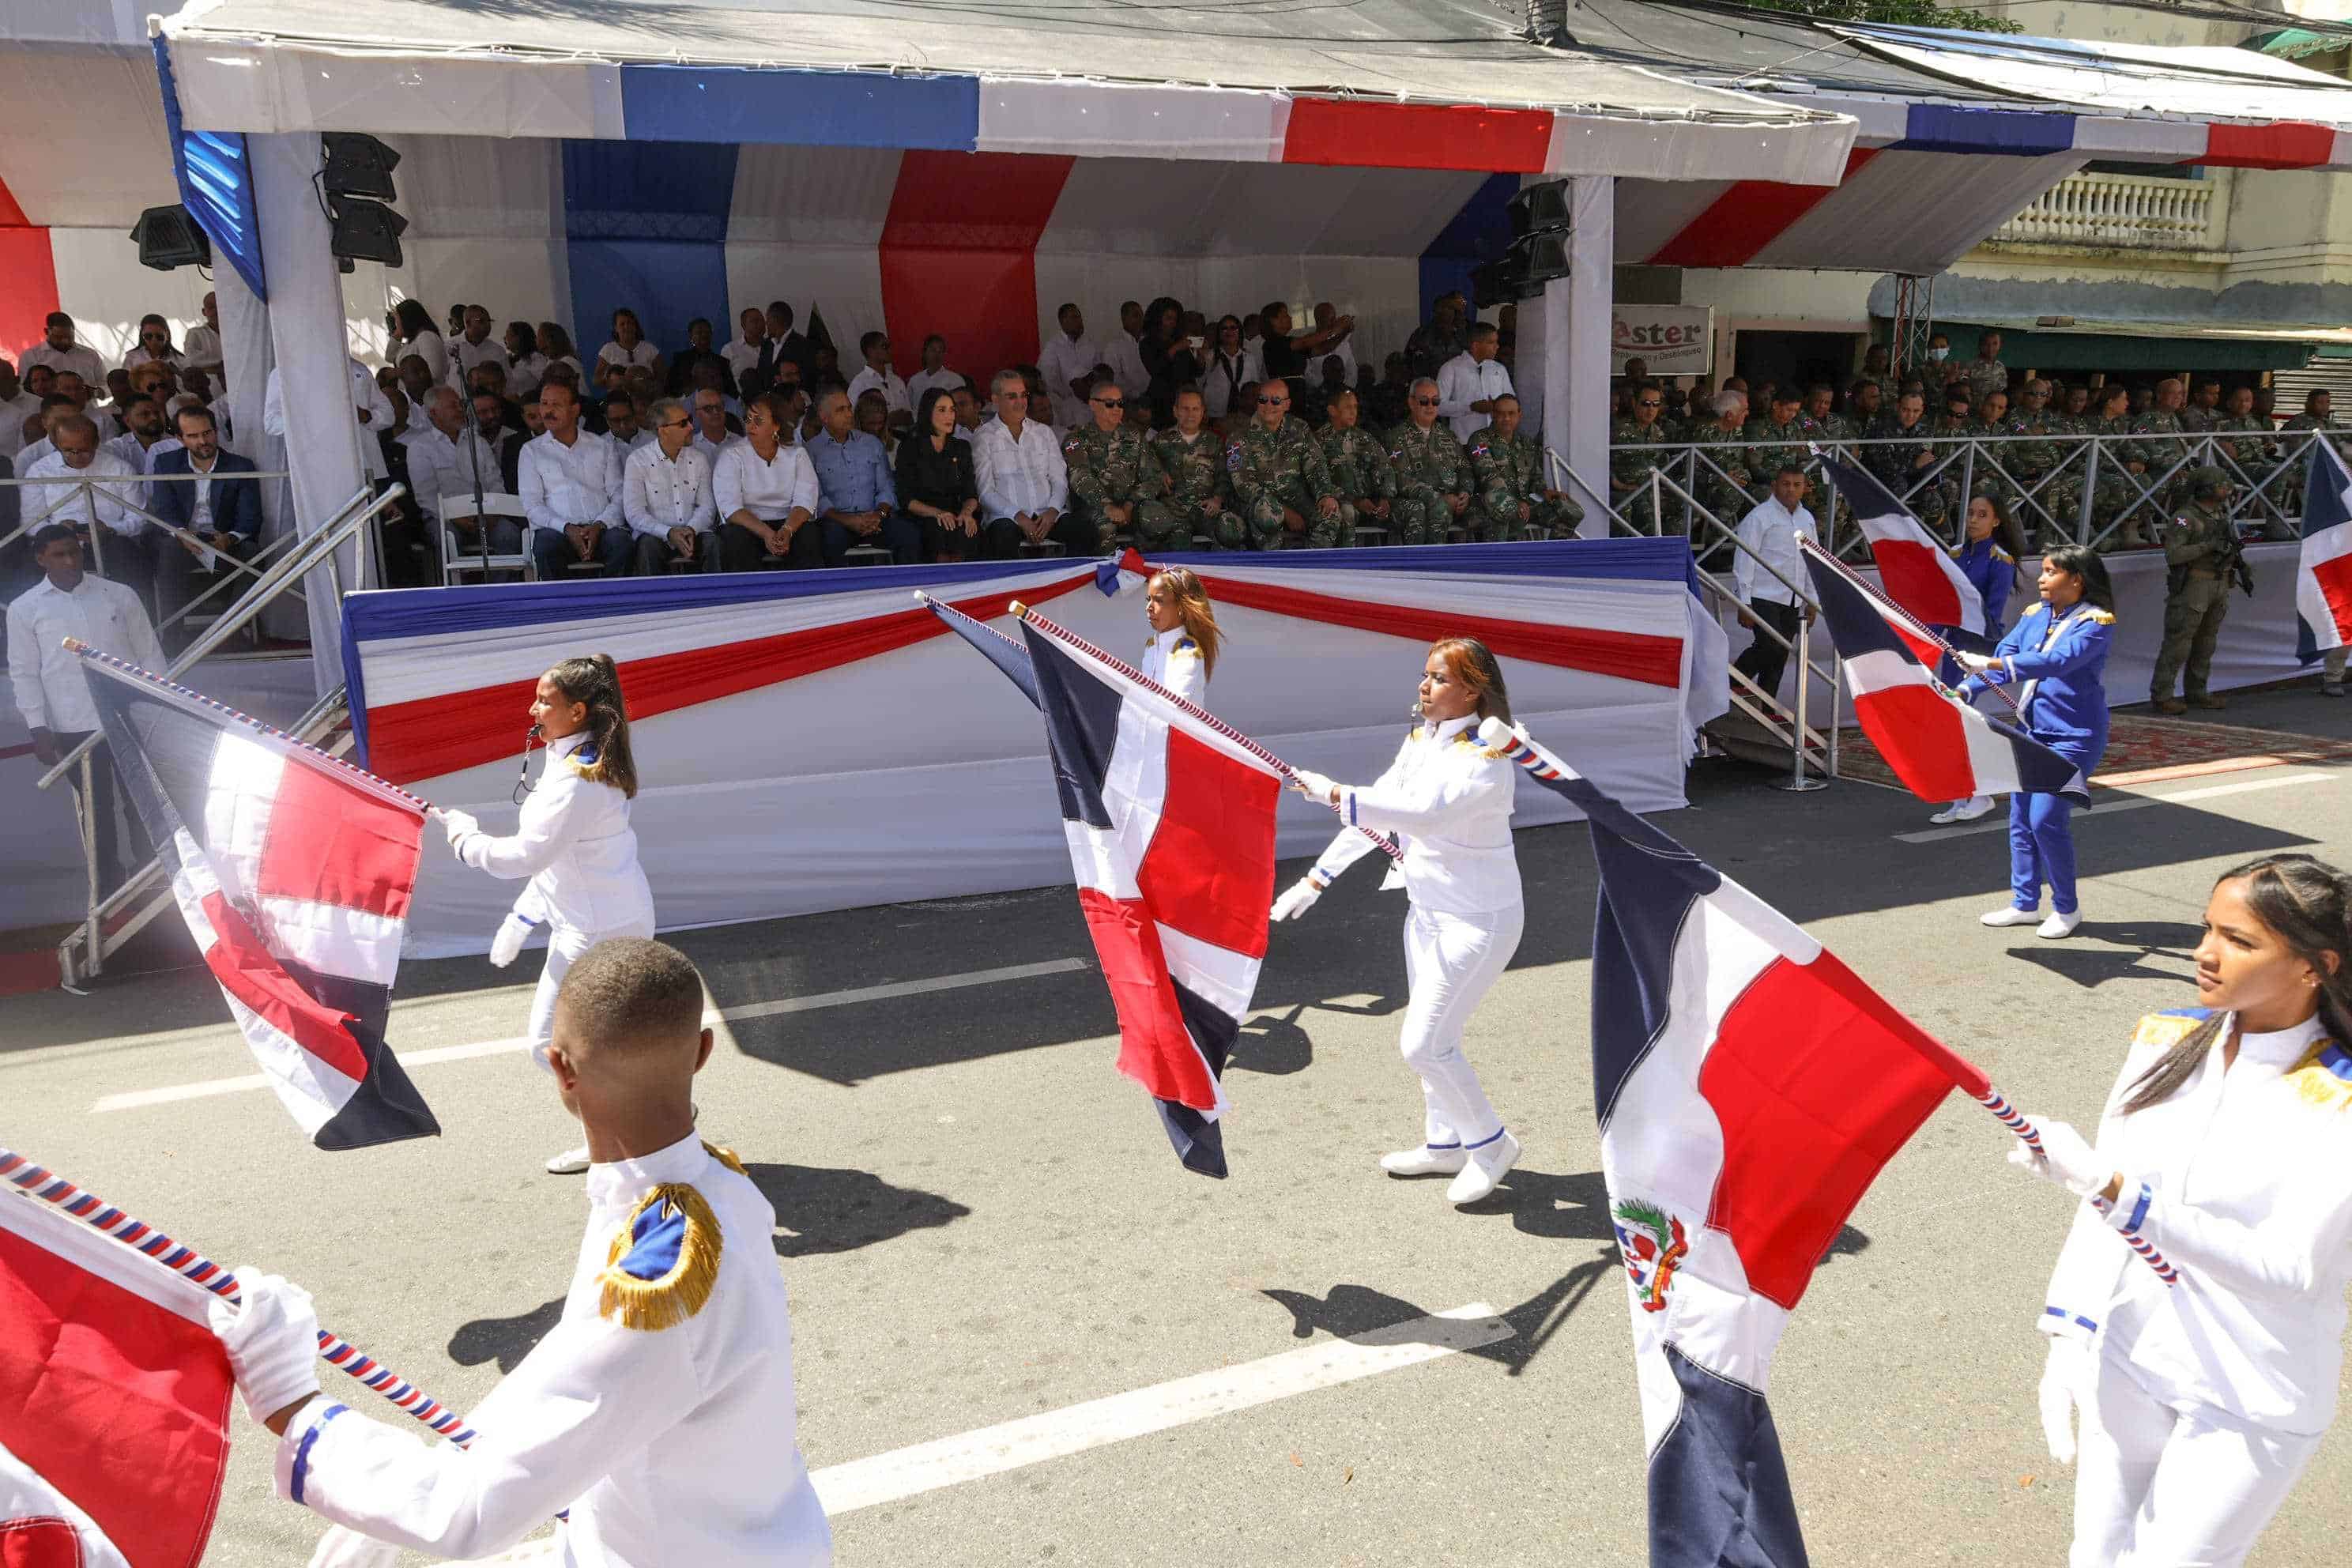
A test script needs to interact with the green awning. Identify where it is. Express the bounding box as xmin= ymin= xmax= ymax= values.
xmin=2246 ymin=28 xmax=2349 ymax=63
xmin=1936 ymin=322 xmax=2322 ymax=374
